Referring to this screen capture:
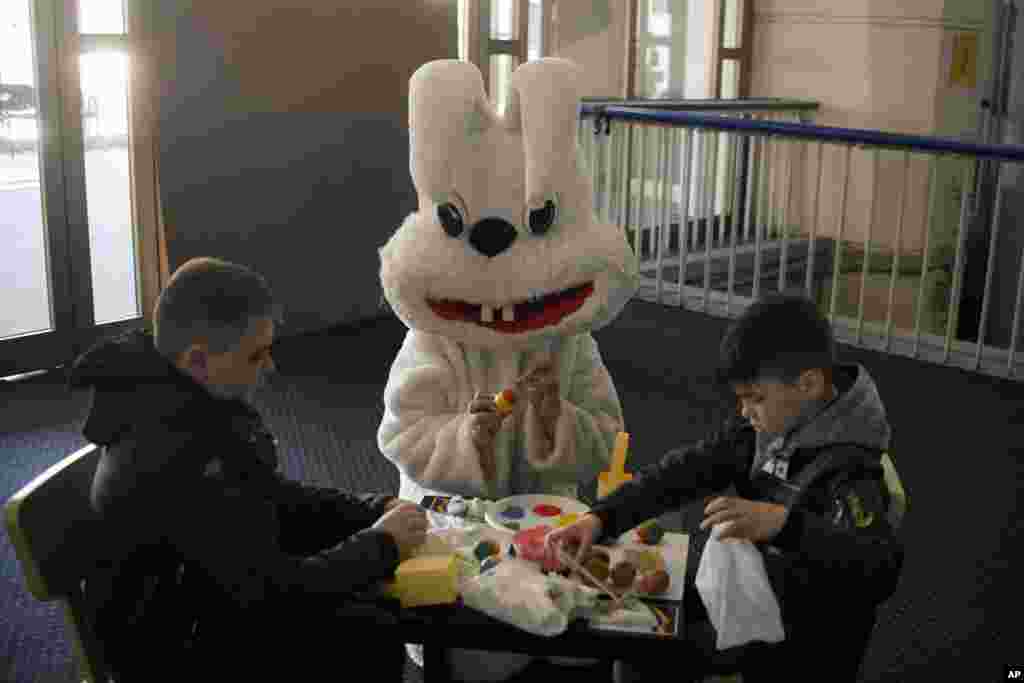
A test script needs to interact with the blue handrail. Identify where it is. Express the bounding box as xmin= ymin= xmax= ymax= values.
xmin=580 ymin=105 xmax=1024 ymax=164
